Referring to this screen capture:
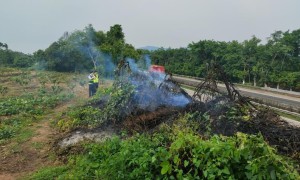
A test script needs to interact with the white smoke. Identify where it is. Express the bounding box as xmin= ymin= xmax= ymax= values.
xmin=67 ymin=29 xmax=191 ymax=110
